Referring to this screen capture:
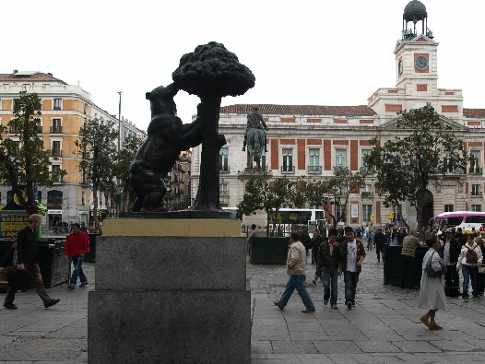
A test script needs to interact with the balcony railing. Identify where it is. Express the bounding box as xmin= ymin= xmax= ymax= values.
xmin=50 ymin=150 xmax=63 ymax=158
xmin=219 ymin=166 xmax=230 ymax=174
xmin=308 ymin=165 xmax=322 ymax=174
xmin=281 ymin=165 xmax=295 ymax=174
xmin=361 ymin=191 xmax=374 ymax=199
xmin=469 ymin=167 xmax=483 ymax=175
xmin=471 ymin=192 xmax=482 ymax=198
xmin=50 ymin=126 xmax=63 ymax=134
